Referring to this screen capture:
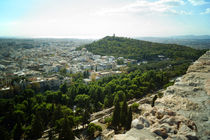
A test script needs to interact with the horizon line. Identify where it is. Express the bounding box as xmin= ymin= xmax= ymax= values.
xmin=0 ymin=34 xmax=210 ymax=40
